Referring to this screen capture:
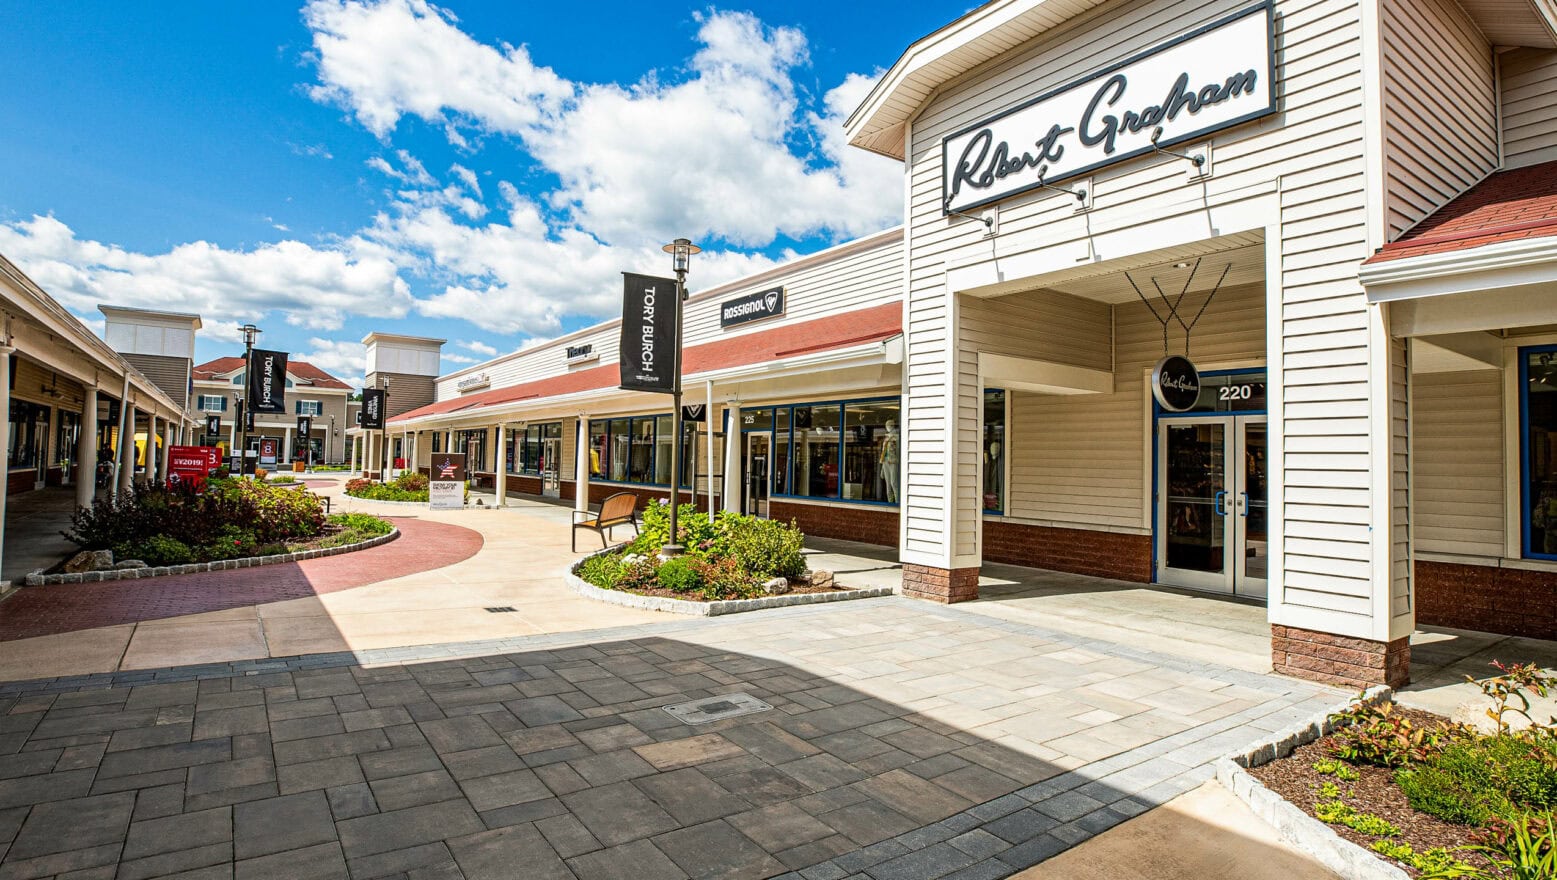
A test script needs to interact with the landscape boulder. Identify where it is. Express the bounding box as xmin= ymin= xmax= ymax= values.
xmin=762 ymin=576 xmax=791 ymax=595
xmin=64 ymin=549 xmax=113 ymax=574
